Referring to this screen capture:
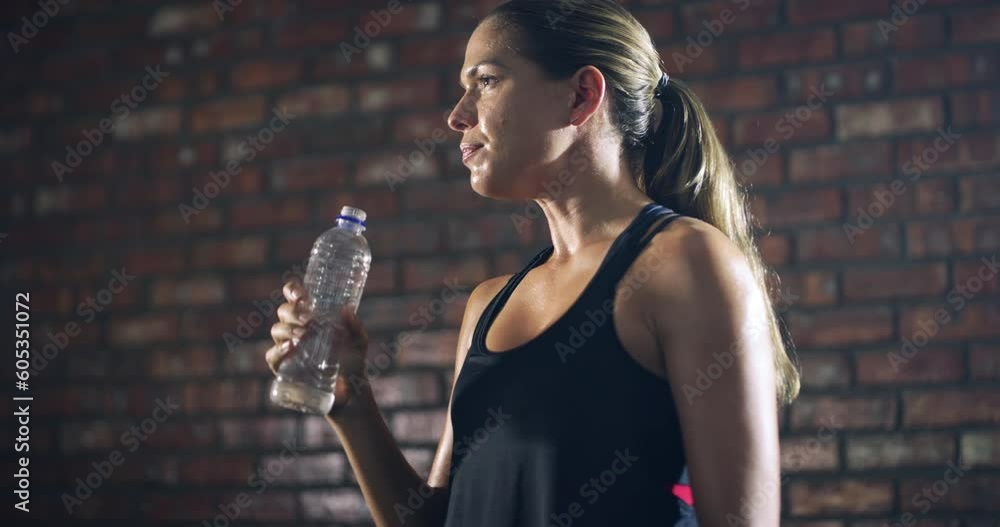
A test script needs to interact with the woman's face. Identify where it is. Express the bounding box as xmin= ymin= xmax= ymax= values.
xmin=447 ymin=22 xmax=579 ymax=200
